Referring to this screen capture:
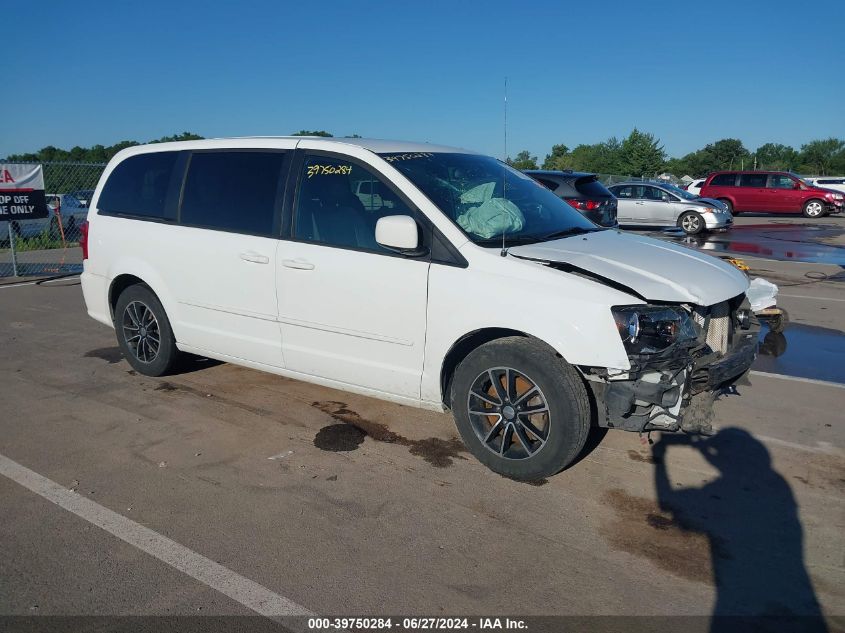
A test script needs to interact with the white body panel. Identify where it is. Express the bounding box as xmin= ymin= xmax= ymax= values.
xmin=82 ymin=136 xmax=748 ymax=412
